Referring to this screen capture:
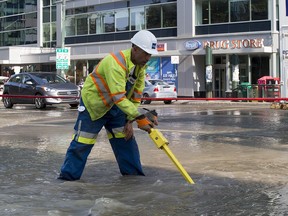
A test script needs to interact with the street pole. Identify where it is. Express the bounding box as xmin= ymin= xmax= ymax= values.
xmin=61 ymin=0 xmax=66 ymax=77
xmin=280 ymin=26 xmax=288 ymax=98
xmin=231 ymin=54 xmax=240 ymax=95
xmin=56 ymin=0 xmax=66 ymax=77
xmin=61 ymin=0 xmax=66 ymax=49
xmin=205 ymin=45 xmax=213 ymax=98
